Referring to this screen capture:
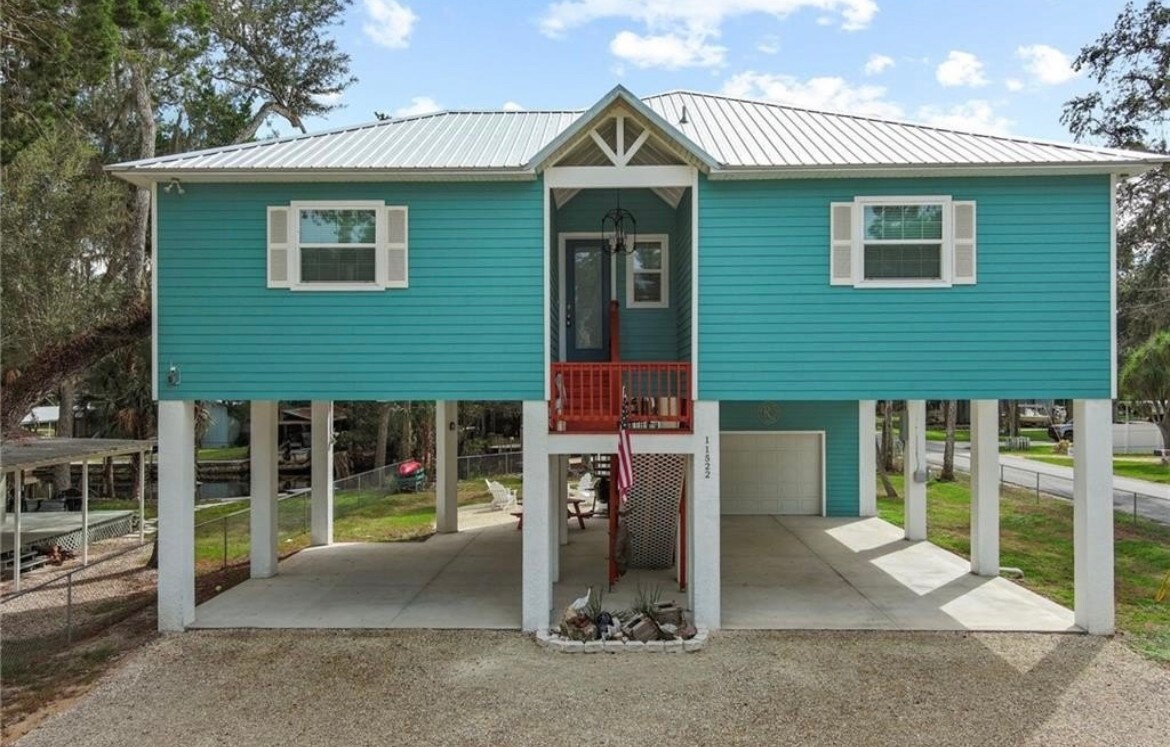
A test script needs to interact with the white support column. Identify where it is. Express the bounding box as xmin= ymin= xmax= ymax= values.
xmin=158 ymin=401 xmax=196 ymax=631
xmin=435 ymin=400 xmax=459 ymax=534
xmin=1074 ymin=398 xmax=1115 ymax=635
xmin=13 ymin=471 xmax=23 ymax=592
xmin=521 ymin=400 xmax=552 ymax=631
xmin=250 ymin=401 xmax=279 ymax=579
xmin=310 ymin=401 xmax=334 ymax=545
xmin=970 ymin=400 xmax=1000 ymax=576
xmin=137 ymin=450 xmax=147 ymax=542
xmin=858 ymin=400 xmax=877 ymax=517
xmin=692 ymin=400 xmax=721 ymax=629
xmin=561 ymin=454 xmax=570 ymax=547
xmin=81 ymin=458 xmax=90 ymax=565
xmin=903 ymin=400 xmax=928 ymax=541
xmin=549 ymin=455 xmax=562 ymax=581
